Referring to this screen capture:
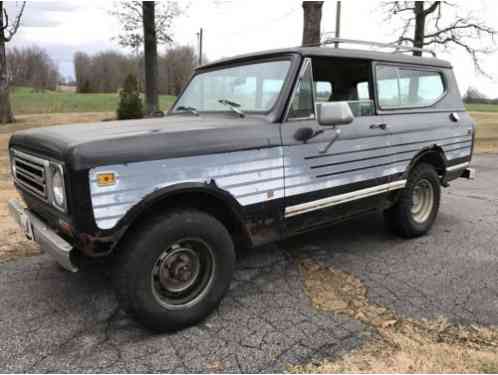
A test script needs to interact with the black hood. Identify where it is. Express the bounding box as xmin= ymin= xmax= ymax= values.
xmin=9 ymin=115 xmax=281 ymax=170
